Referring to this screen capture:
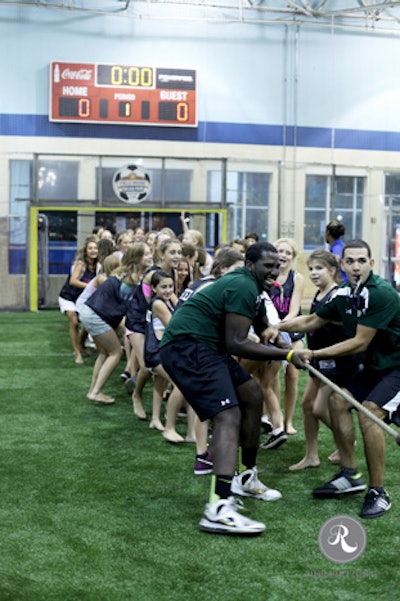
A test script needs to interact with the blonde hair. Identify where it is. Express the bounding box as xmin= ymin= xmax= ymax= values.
xmin=274 ymin=238 xmax=298 ymax=259
xmin=112 ymin=242 xmax=152 ymax=284
xmin=103 ymin=254 xmax=121 ymax=276
xmin=187 ymin=229 xmax=204 ymax=247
